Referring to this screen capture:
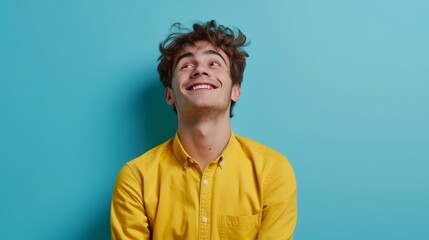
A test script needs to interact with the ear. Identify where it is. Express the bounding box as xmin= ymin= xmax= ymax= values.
xmin=165 ymin=87 xmax=175 ymax=105
xmin=231 ymin=84 xmax=241 ymax=102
